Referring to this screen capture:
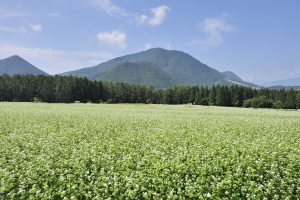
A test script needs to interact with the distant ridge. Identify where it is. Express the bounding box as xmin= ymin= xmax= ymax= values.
xmin=268 ymin=85 xmax=300 ymax=90
xmin=263 ymin=77 xmax=300 ymax=87
xmin=0 ymin=55 xmax=48 ymax=76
